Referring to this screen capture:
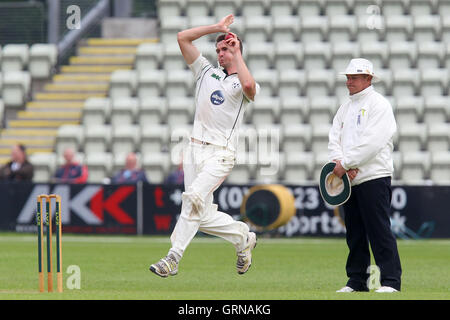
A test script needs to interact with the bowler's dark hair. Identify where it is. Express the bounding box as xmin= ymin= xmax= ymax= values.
xmin=215 ymin=34 xmax=243 ymax=54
